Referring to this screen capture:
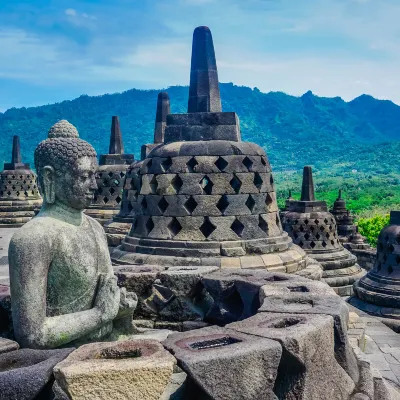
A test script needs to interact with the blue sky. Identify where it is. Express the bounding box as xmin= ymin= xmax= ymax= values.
xmin=0 ymin=0 xmax=399 ymax=111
